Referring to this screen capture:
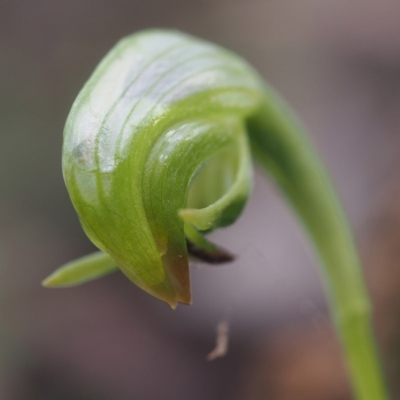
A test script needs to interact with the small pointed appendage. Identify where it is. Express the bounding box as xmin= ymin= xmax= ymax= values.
xmin=186 ymin=239 xmax=235 ymax=264
xmin=184 ymin=223 xmax=234 ymax=264
xmin=42 ymin=251 xmax=117 ymax=287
